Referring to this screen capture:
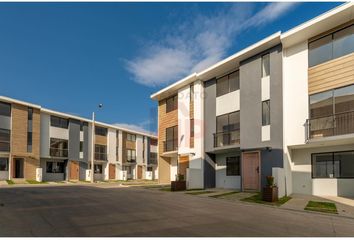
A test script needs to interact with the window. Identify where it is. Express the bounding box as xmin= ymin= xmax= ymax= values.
xmin=150 ymin=138 xmax=157 ymax=146
xmin=50 ymin=138 xmax=68 ymax=157
xmin=216 ymin=70 xmax=240 ymax=97
xmin=0 ymin=158 xmax=8 ymax=171
xmin=80 ymin=122 xmax=87 ymax=131
xmin=95 ymin=126 xmax=107 ymax=136
xmin=190 ymin=119 xmax=194 ymax=138
xmin=262 ymin=100 xmax=270 ymax=126
xmin=27 ymin=107 xmax=33 ymax=121
xmin=165 ymin=125 xmax=178 ymax=151
xmin=166 ymin=95 xmax=178 ymax=113
xmin=0 ymin=129 xmax=10 ymax=152
xmin=127 ymin=133 xmax=136 ymax=141
xmin=262 ymin=54 xmax=270 ymax=77
xmin=46 ymin=161 xmax=64 ymax=173
xmin=27 ymin=132 xmax=32 ymax=153
xmin=334 ymin=84 xmax=354 ymax=114
xmin=50 ymin=116 xmax=68 ymax=129
xmin=190 ymin=84 xmax=194 ymax=104
xmin=127 ymin=149 xmax=136 ymax=161
xmin=226 ymin=156 xmax=240 ymax=176
xmin=95 ymin=144 xmax=107 ymax=160
xmin=309 ymin=24 xmax=354 ymax=67
xmin=312 ymin=151 xmax=354 ymax=178
xmin=80 ymin=141 xmax=83 ymax=152
xmin=149 ymin=152 xmax=157 ymax=164
xmin=0 ymin=101 xmax=11 ymax=117
xmin=216 ymin=111 xmax=240 ymax=133
xmin=94 ymin=164 xmax=103 ymax=174
xmin=147 ymin=166 xmax=153 ymax=171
